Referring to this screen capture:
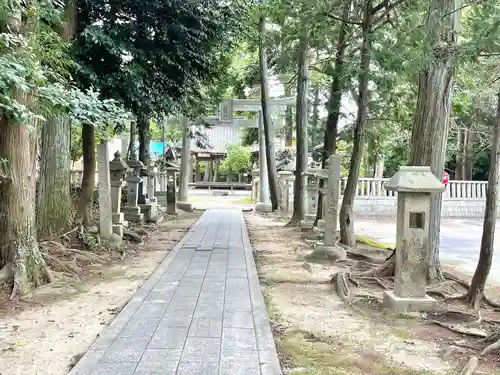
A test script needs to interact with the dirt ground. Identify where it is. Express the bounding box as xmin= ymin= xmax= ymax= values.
xmin=245 ymin=212 xmax=500 ymax=375
xmin=0 ymin=211 xmax=200 ymax=375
